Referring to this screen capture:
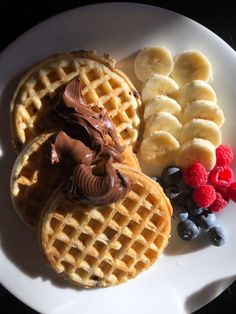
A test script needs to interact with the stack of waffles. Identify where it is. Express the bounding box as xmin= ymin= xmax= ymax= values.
xmin=10 ymin=50 xmax=172 ymax=287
